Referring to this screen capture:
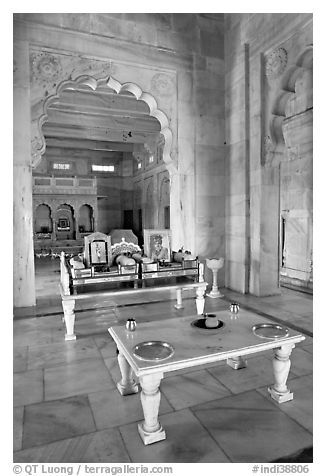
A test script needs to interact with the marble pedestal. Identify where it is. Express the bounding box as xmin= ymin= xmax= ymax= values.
xmin=206 ymin=257 xmax=224 ymax=298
